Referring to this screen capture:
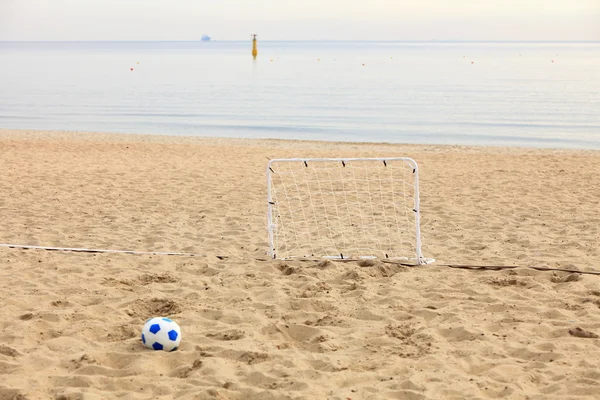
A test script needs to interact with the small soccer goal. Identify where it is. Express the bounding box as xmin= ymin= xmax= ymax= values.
xmin=266 ymin=157 xmax=433 ymax=264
